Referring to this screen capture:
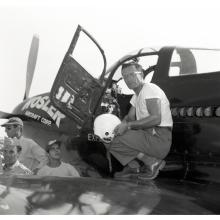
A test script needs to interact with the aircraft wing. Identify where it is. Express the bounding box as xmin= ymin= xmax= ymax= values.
xmin=0 ymin=110 xmax=14 ymax=119
xmin=0 ymin=175 xmax=219 ymax=214
xmin=0 ymin=110 xmax=33 ymax=122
